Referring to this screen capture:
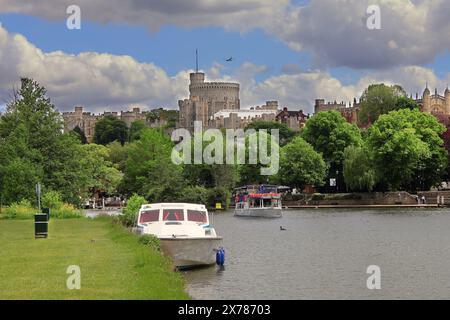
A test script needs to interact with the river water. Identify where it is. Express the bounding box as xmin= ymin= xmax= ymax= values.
xmin=183 ymin=208 xmax=450 ymax=300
